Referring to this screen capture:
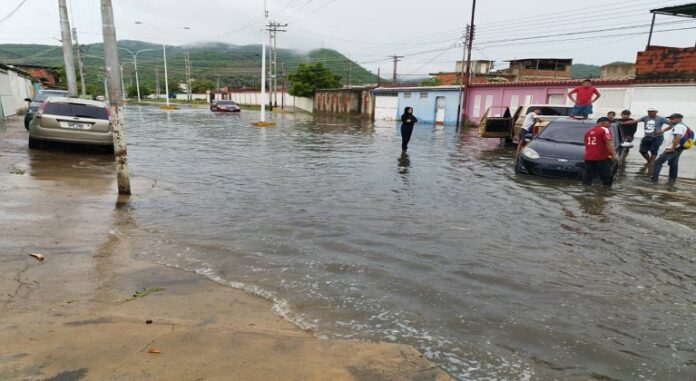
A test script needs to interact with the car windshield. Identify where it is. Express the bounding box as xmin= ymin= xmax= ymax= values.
xmin=34 ymin=91 xmax=69 ymax=102
xmin=44 ymin=102 xmax=109 ymax=120
xmin=218 ymin=101 xmax=236 ymax=105
xmin=536 ymin=123 xmax=591 ymax=144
